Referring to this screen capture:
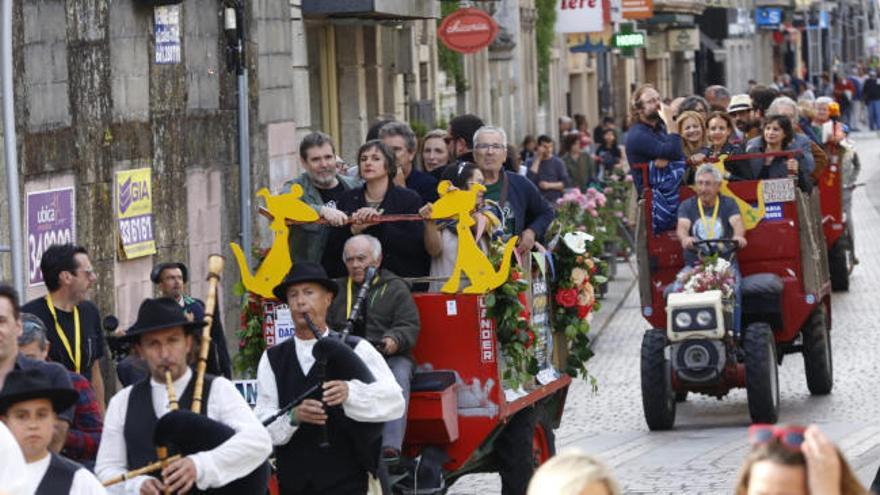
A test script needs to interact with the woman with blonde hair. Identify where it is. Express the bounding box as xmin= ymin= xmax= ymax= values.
xmin=734 ymin=424 xmax=867 ymax=495
xmin=527 ymin=449 xmax=621 ymax=495
xmin=676 ymin=110 xmax=707 ymax=184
